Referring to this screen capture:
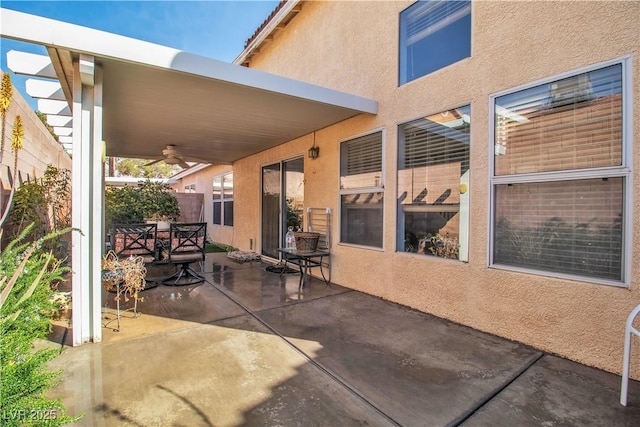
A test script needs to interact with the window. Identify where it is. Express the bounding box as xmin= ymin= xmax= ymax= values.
xmin=399 ymin=0 xmax=471 ymax=85
xmin=490 ymin=58 xmax=631 ymax=285
xmin=340 ymin=131 xmax=384 ymax=248
xmin=397 ymin=106 xmax=470 ymax=260
xmin=184 ymin=184 xmax=196 ymax=193
xmin=213 ymin=173 xmax=233 ymax=226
